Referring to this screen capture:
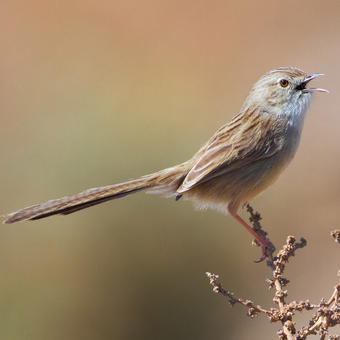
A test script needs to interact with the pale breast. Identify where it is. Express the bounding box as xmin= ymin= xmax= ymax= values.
xmin=184 ymin=123 xmax=302 ymax=213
